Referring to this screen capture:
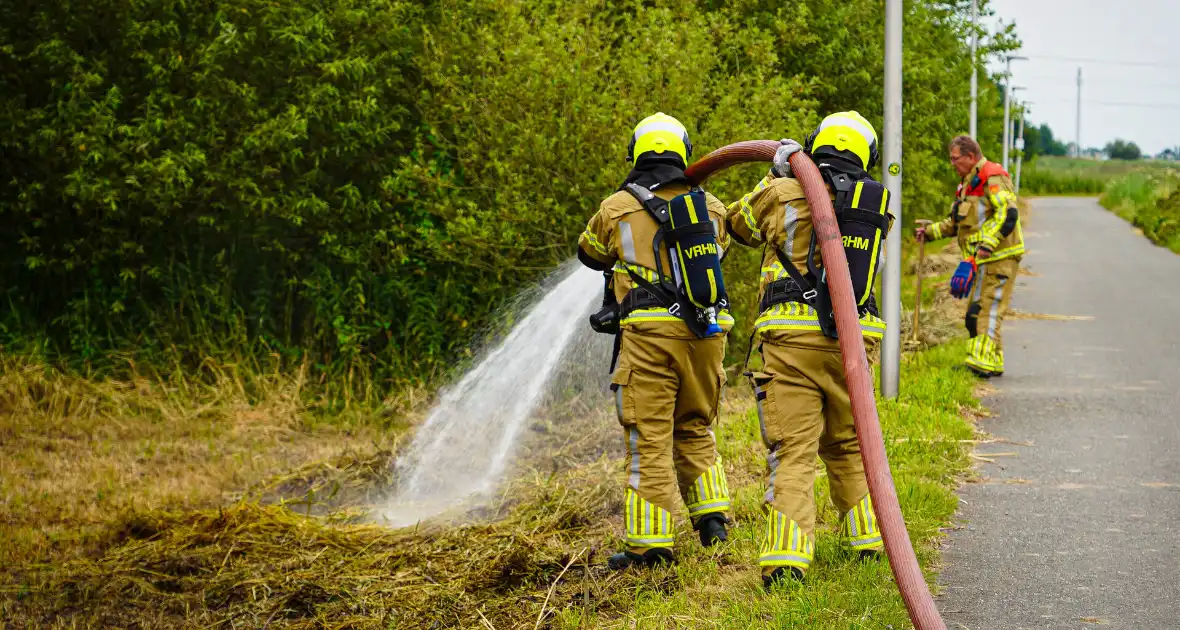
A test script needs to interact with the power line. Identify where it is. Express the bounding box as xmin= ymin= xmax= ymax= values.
xmin=1015 ymin=74 xmax=1180 ymax=90
xmin=1086 ymin=100 xmax=1180 ymax=110
xmin=1023 ymin=54 xmax=1180 ymax=69
xmin=1021 ymin=97 xmax=1180 ymax=110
